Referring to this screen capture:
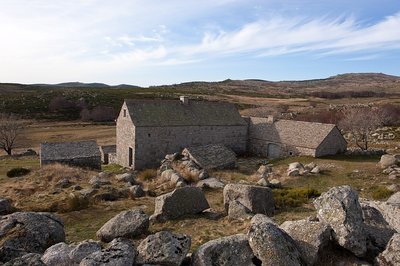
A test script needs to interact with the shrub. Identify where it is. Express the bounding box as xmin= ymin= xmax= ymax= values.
xmin=7 ymin=167 xmax=31 ymax=178
xmin=137 ymin=169 xmax=157 ymax=181
xmin=62 ymin=194 xmax=90 ymax=212
xmin=371 ymin=186 xmax=393 ymax=200
xmin=273 ymin=187 xmax=321 ymax=209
